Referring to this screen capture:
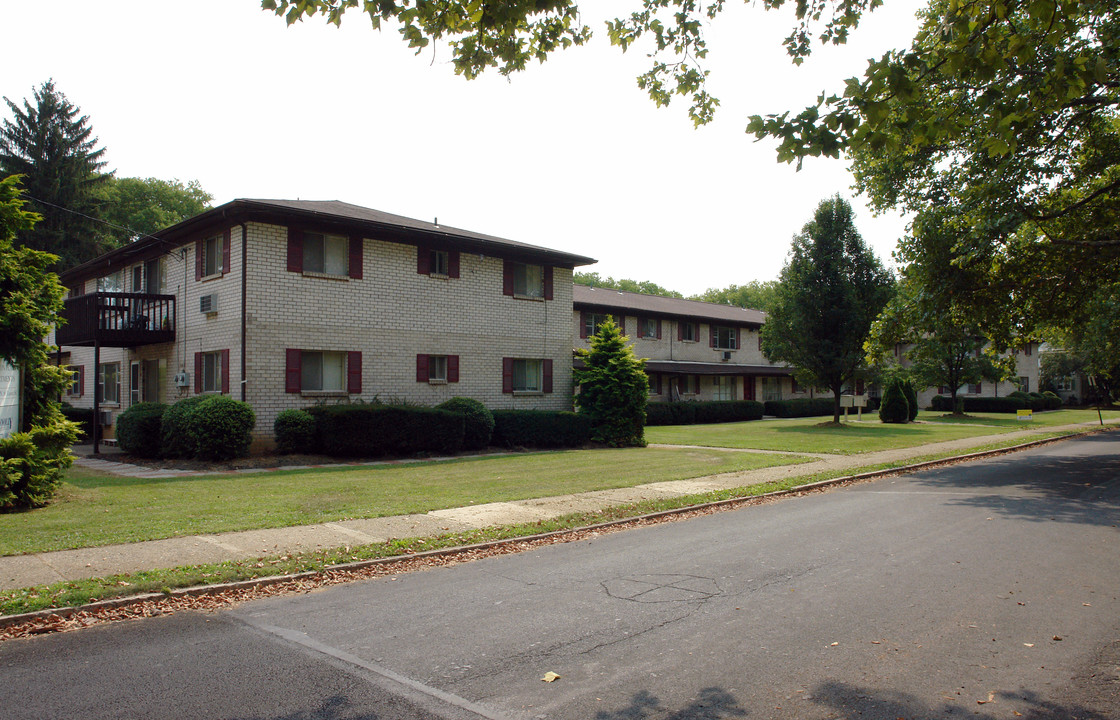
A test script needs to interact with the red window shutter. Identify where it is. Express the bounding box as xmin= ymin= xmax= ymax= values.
xmin=448 ymin=355 xmax=460 ymax=383
xmin=580 ymin=312 xmax=588 ymax=339
xmin=195 ymin=239 xmax=204 ymax=280
xmin=347 ymin=351 xmax=362 ymax=393
xmin=502 ymin=260 xmax=514 ymax=296
xmin=709 ymin=325 xmax=716 ymax=348
xmin=636 ymin=317 xmax=644 ymax=339
xmin=287 ymin=228 xmax=303 ymax=273
xmin=285 ymin=349 xmax=301 ymax=393
xmin=220 ymin=349 xmax=230 ymax=394
xmin=618 ymin=316 xmax=625 ymax=335
xmin=743 ymin=376 xmax=752 ymax=400
xmin=656 ymin=319 xmax=662 ymax=340
xmin=416 ymin=354 xmax=429 ymax=382
xmin=735 ymin=327 xmax=741 ymax=350
xmin=543 ymin=266 xmax=554 ymax=300
xmin=542 ymin=359 xmax=553 ymax=393
xmin=194 ymin=352 xmax=203 ymax=393
xmin=502 ymin=357 xmax=513 ymax=393
xmin=348 ymin=236 xmax=363 ymax=279
xmin=222 ymin=229 xmax=231 ymax=276
xmin=417 ymin=246 xmax=430 ymax=275
xmin=448 ymin=251 xmax=460 ymax=278
xmin=677 ymin=321 xmax=683 ymax=342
